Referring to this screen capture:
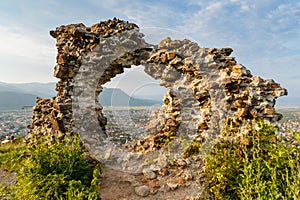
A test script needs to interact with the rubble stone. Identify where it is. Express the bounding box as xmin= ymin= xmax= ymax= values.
xmin=143 ymin=168 xmax=157 ymax=180
xmin=166 ymin=181 xmax=179 ymax=191
xmin=135 ymin=185 xmax=150 ymax=197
